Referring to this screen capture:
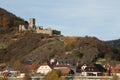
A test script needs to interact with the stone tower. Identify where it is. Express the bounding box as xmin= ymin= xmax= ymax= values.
xmin=28 ymin=18 xmax=35 ymax=29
